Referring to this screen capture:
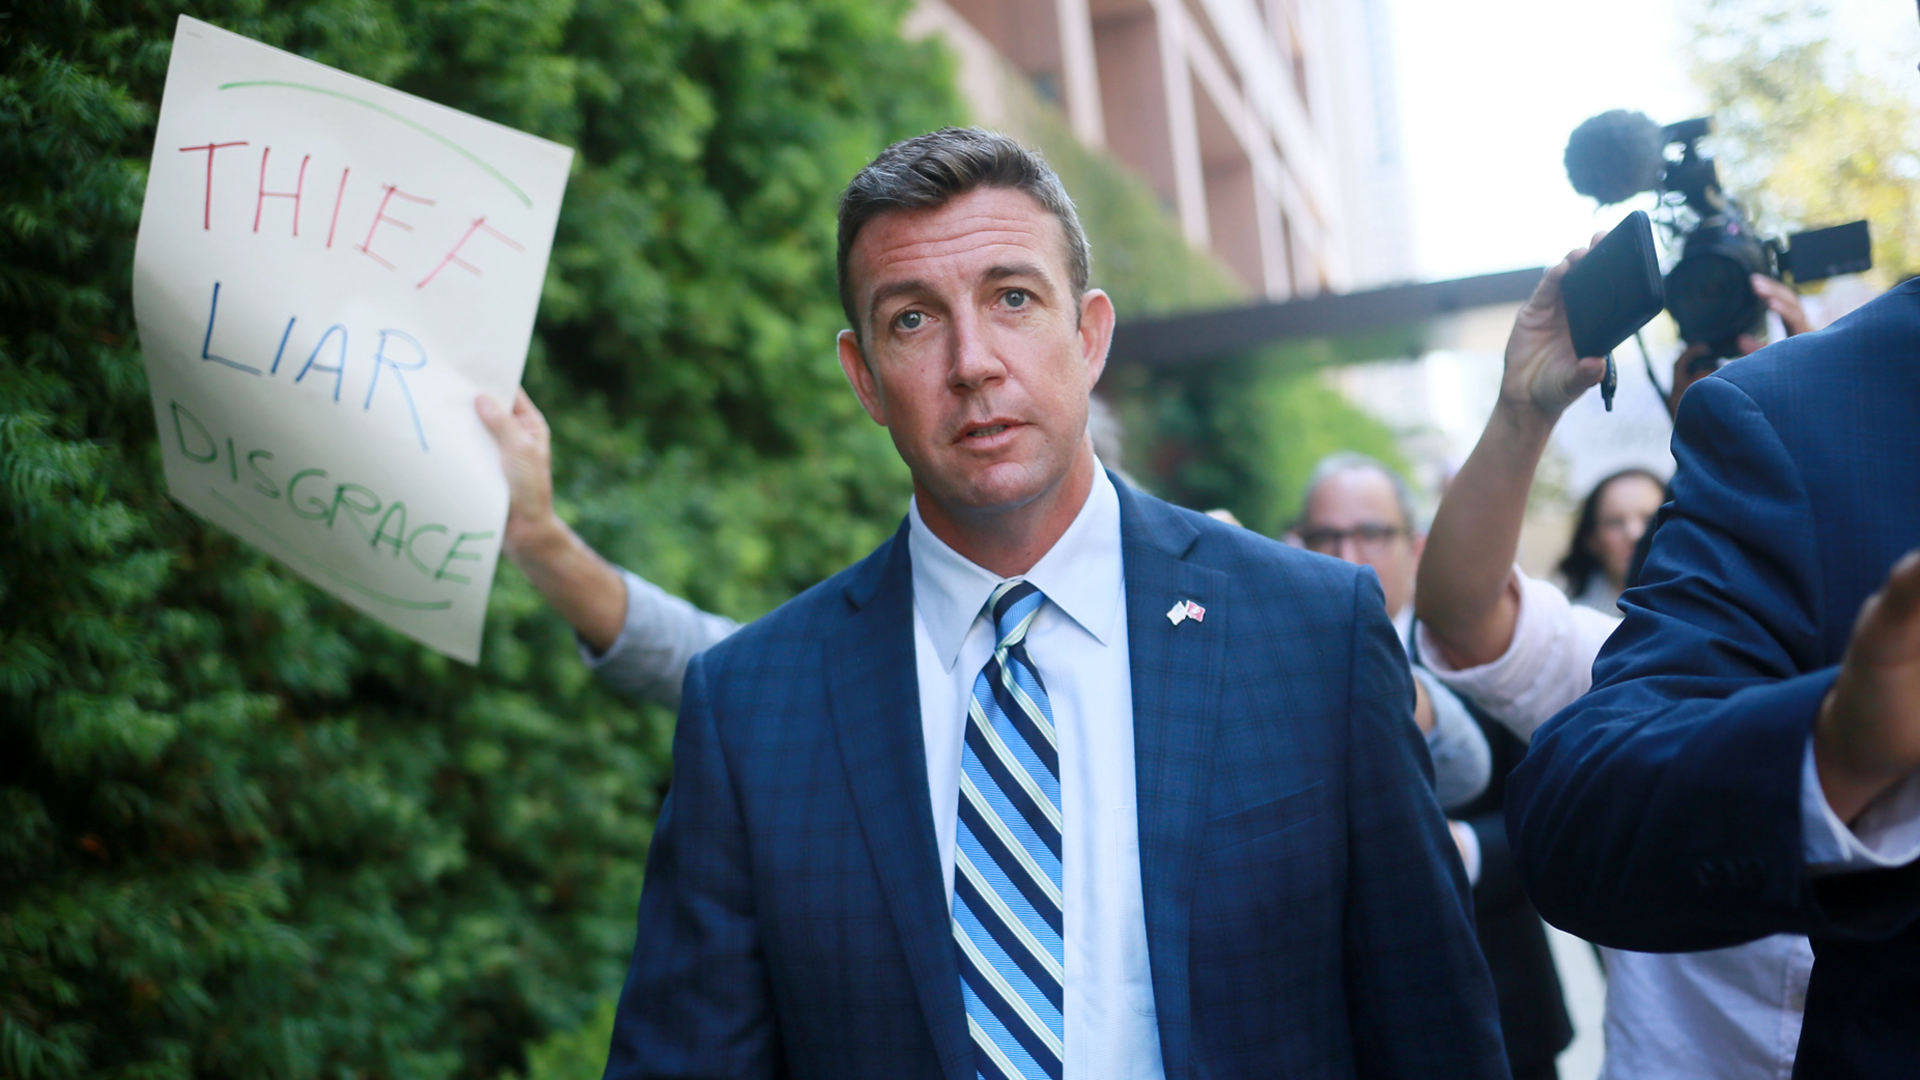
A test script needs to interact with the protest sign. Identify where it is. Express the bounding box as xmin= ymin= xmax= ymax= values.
xmin=133 ymin=16 xmax=573 ymax=663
